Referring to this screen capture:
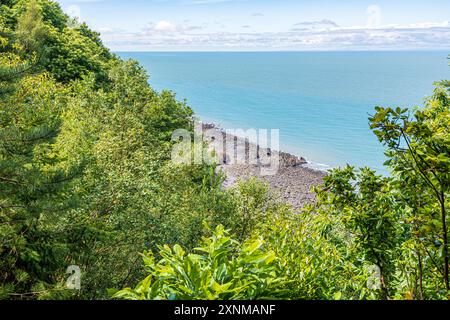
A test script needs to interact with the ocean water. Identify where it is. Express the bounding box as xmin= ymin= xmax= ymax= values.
xmin=118 ymin=51 xmax=450 ymax=173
